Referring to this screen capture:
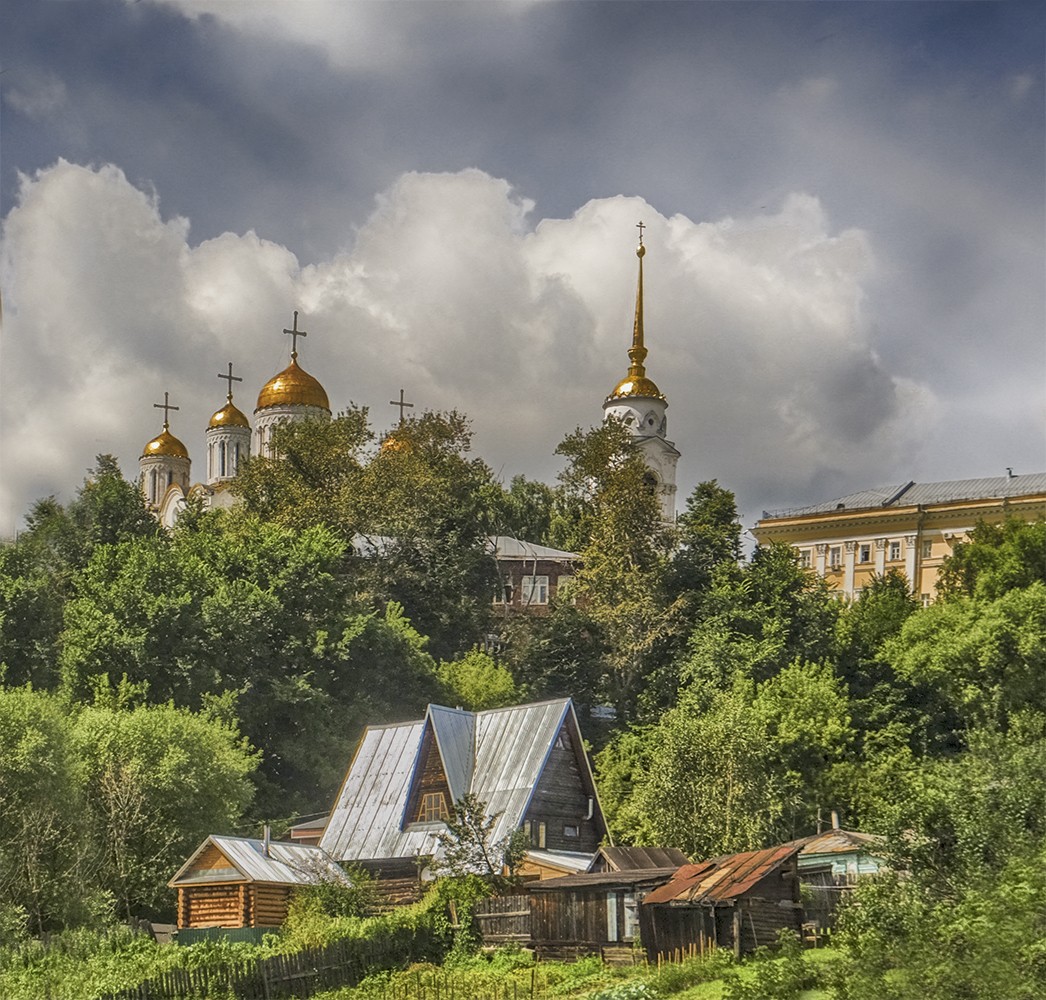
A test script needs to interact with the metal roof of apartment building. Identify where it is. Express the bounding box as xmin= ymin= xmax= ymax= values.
xmin=762 ymin=472 xmax=1046 ymax=520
